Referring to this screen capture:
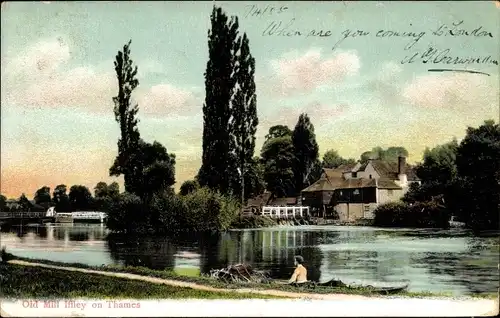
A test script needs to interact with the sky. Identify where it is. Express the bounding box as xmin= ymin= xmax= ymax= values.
xmin=1 ymin=1 xmax=499 ymax=199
